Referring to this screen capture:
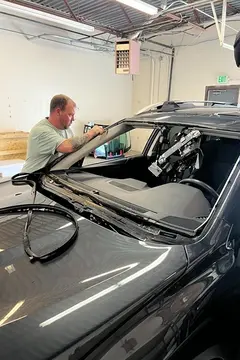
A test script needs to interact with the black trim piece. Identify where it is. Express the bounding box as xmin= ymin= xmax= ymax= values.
xmin=2 ymin=172 xmax=79 ymax=263
xmin=0 ymin=204 xmax=79 ymax=262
